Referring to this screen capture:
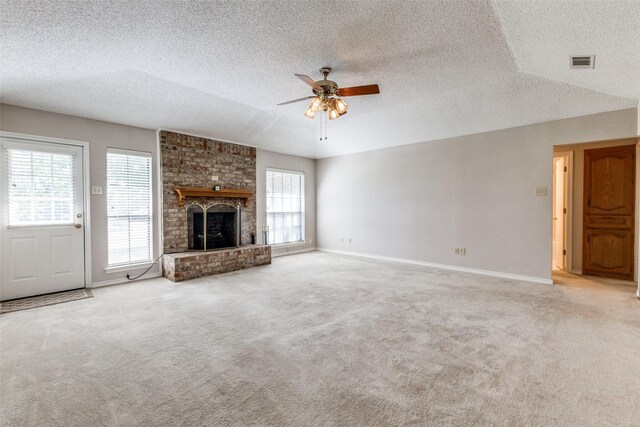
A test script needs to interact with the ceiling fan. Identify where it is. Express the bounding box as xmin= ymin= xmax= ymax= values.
xmin=278 ymin=67 xmax=380 ymax=120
